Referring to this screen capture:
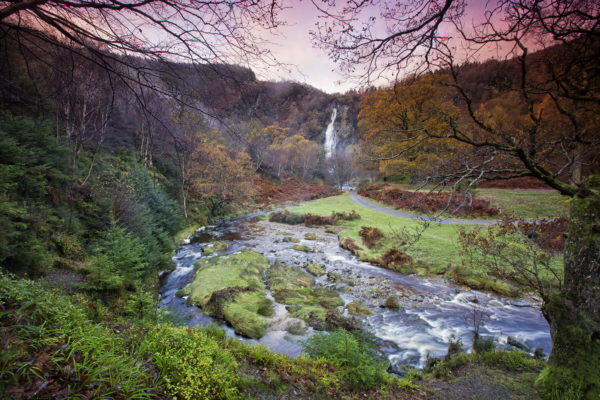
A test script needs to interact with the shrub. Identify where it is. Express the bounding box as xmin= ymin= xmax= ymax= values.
xmin=445 ymin=334 xmax=464 ymax=360
xmin=269 ymin=210 xmax=304 ymax=225
xmin=140 ymin=325 xmax=240 ymax=399
xmin=340 ymin=237 xmax=361 ymax=252
xmin=302 ymin=329 xmax=390 ymax=388
xmin=381 ymin=248 xmax=413 ymax=270
xmin=358 ymin=184 xmax=499 ymax=216
xmin=331 ymin=210 xmax=361 ymax=221
xmin=473 ymin=336 xmax=496 ymax=353
xmin=358 ymin=226 xmax=384 ymax=249
xmin=303 ymin=213 xmax=336 ymax=226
